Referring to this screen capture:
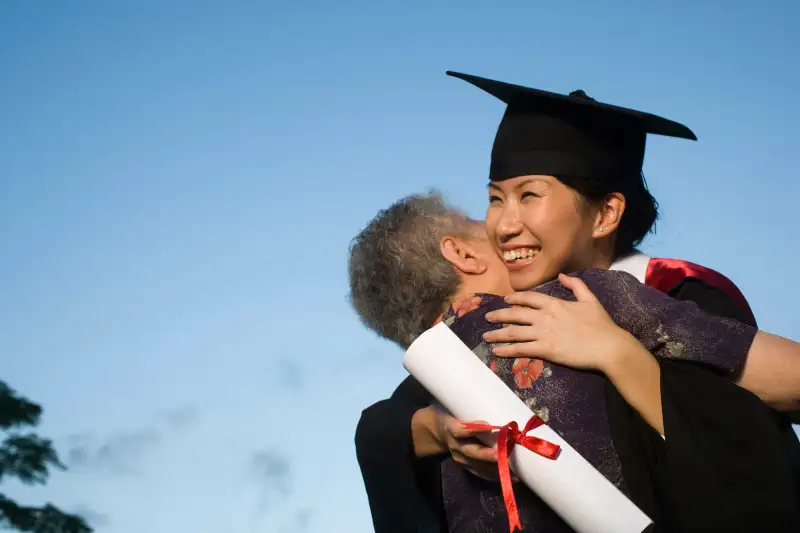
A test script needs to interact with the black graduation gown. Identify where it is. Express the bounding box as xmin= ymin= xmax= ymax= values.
xmin=354 ymin=278 xmax=800 ymax=533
